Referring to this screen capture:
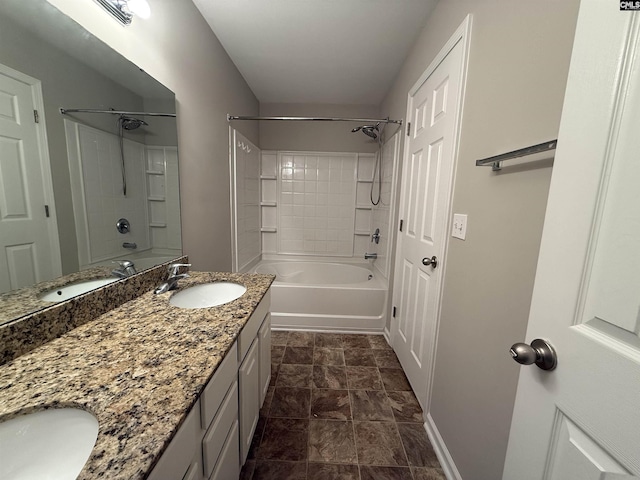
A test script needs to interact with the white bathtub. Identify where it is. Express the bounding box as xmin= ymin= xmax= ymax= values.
xmin=254 ymin=259 xmax=387 ymax=332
